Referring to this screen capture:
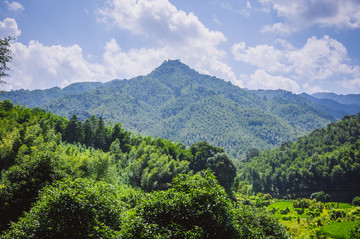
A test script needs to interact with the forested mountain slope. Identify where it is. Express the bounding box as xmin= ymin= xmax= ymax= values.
xmin=1 ymin=60 xmax=356 ymax=159
xmin=300 ymin=93 xmax=360 ymax=119
xmin=0 ymin=82 xmax=102 ymax=108
xmin=238 ymin=113 xmax=360 ymax=201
